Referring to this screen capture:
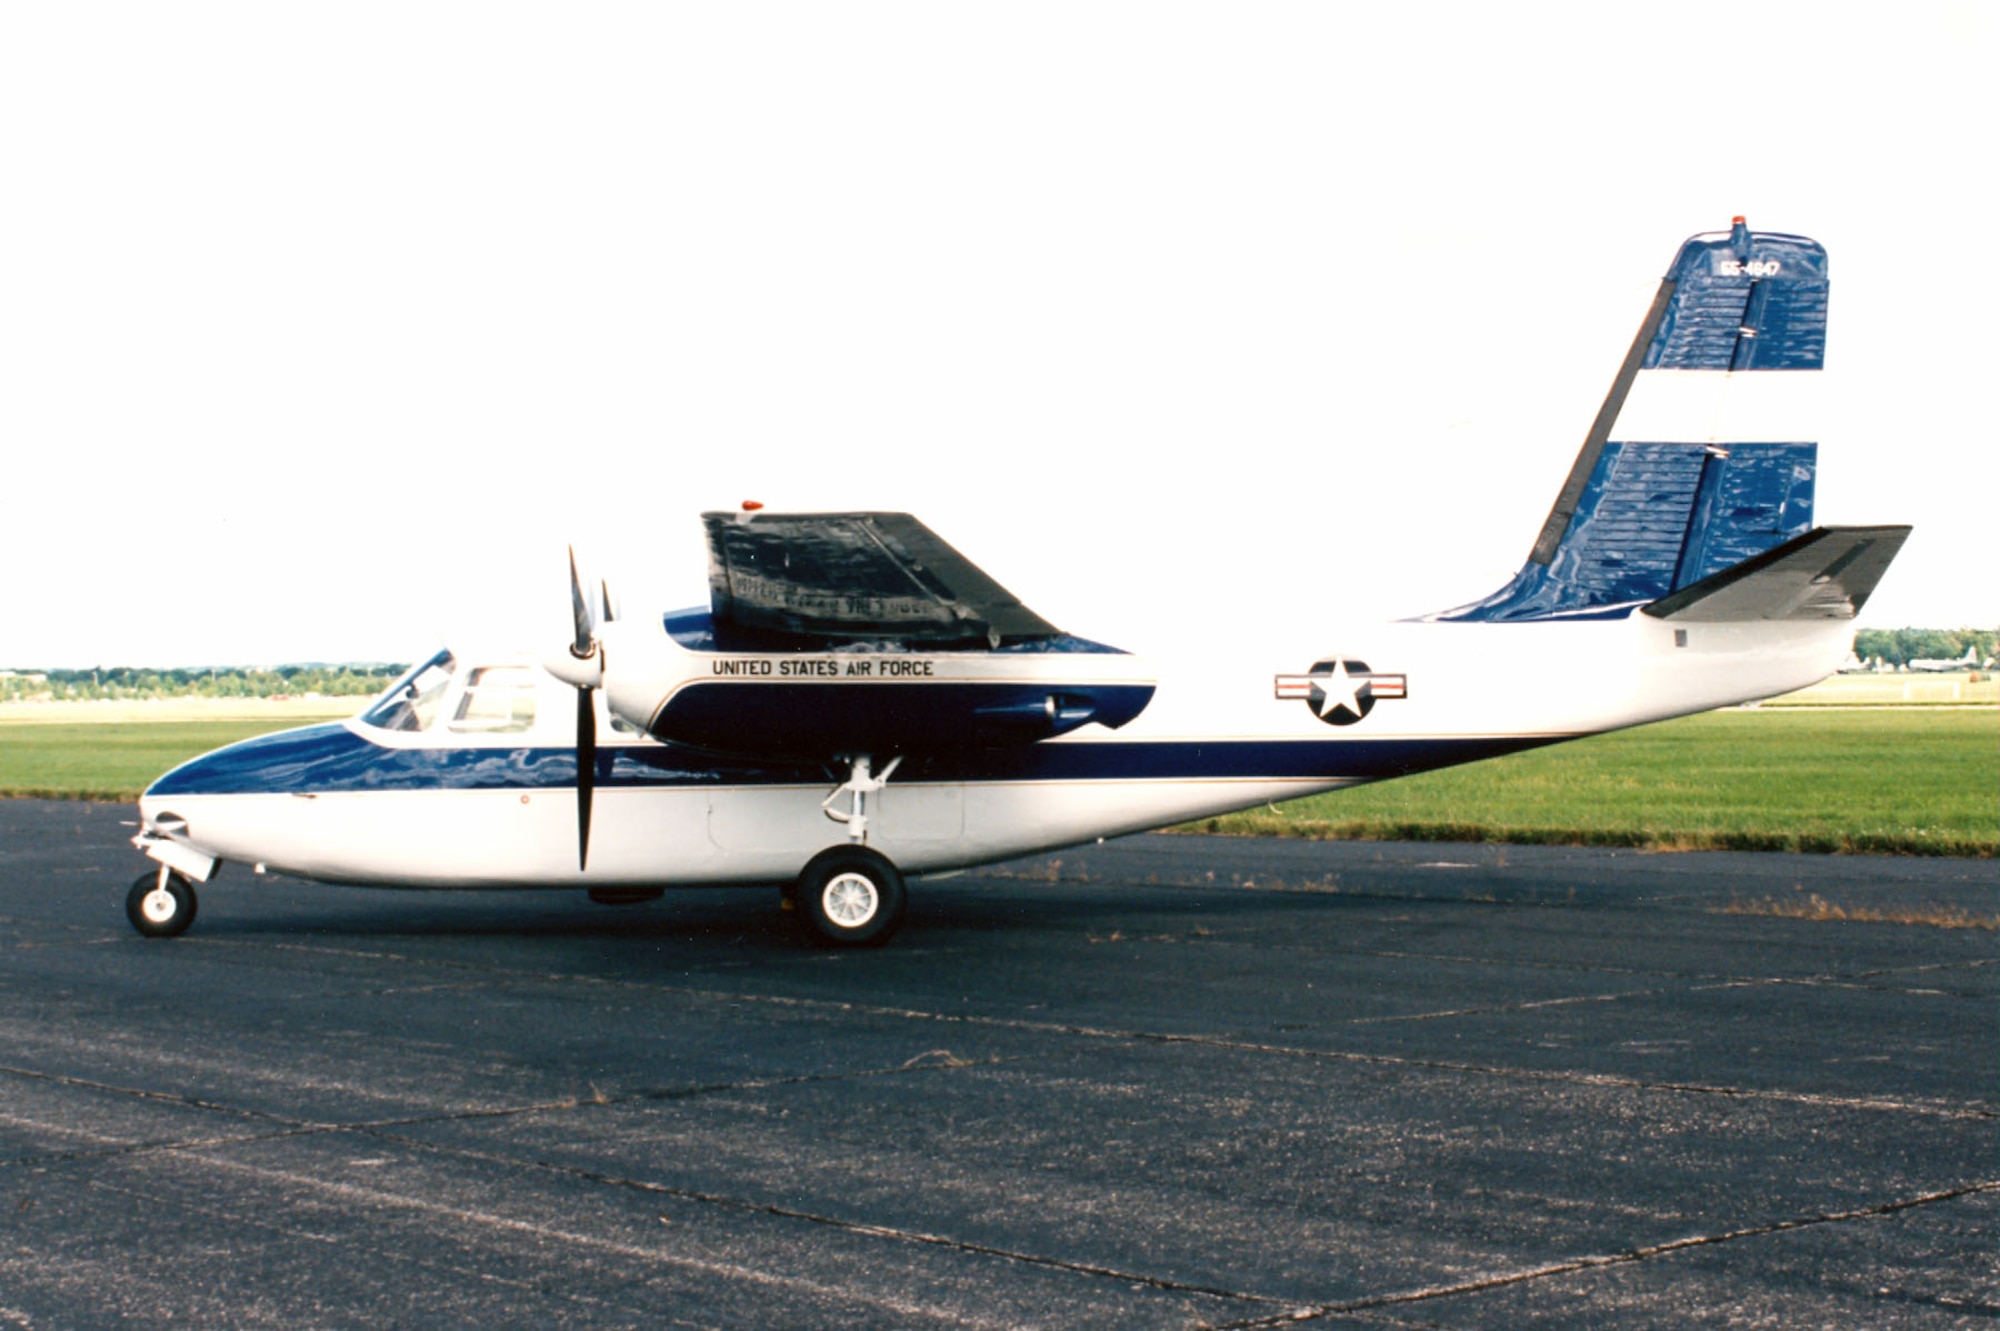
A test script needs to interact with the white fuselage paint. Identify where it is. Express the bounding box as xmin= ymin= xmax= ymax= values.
xmin=137 ymin=612 xmax=1855 ymax=891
